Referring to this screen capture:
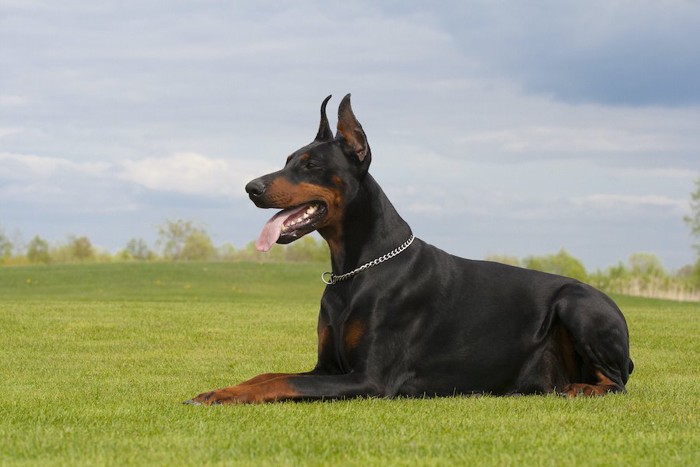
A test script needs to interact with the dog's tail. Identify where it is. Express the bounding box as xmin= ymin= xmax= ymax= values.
xmin=628 ymin=358 xmax=635 ymax=375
